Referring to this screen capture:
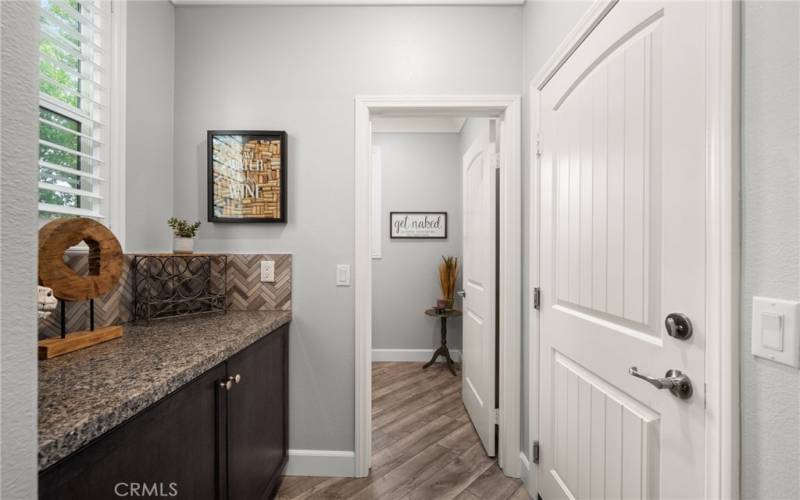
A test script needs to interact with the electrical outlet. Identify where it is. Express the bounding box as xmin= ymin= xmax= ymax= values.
xmin=260 ymin=260 xmax=275 ymax=283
